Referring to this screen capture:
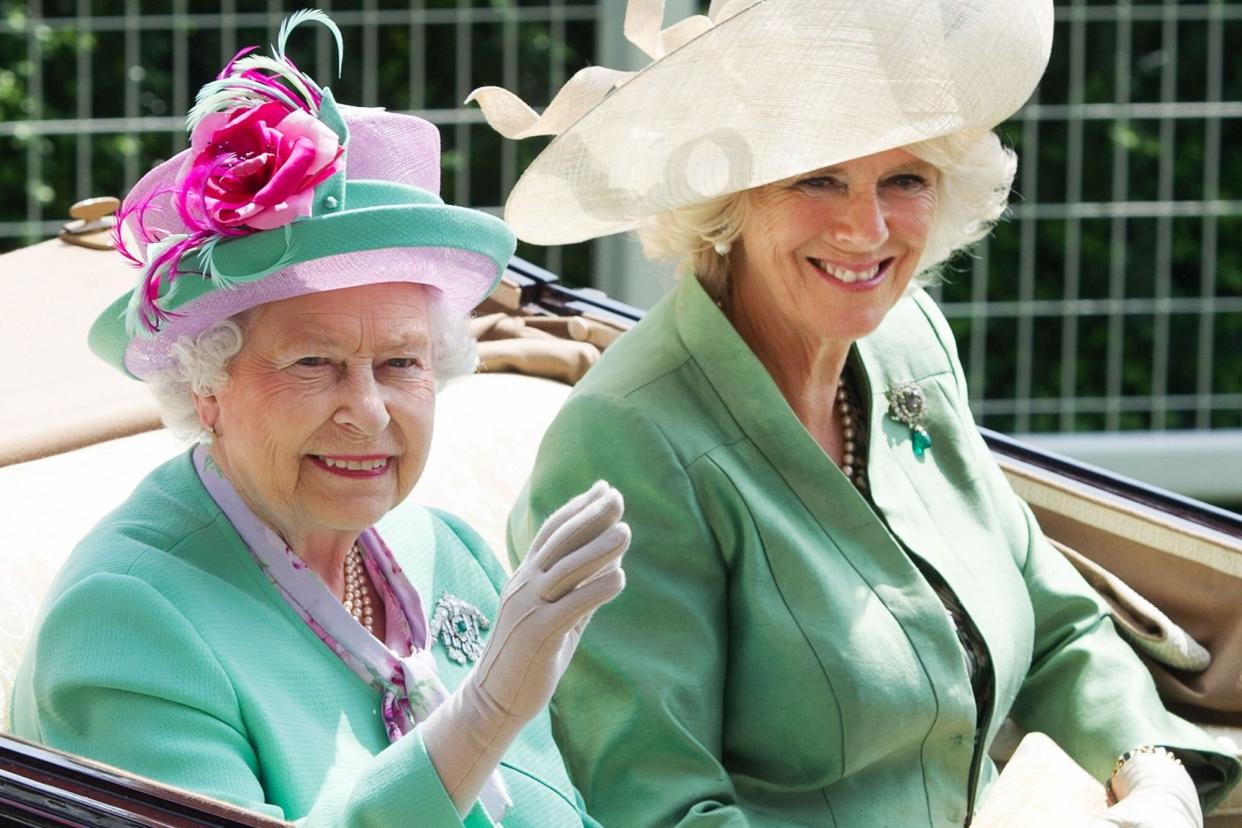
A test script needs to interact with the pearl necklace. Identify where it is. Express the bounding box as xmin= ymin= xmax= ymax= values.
xmin=836 ymin=377 xmax=869 ymax=493
xmin=342 ymin=544 xmax=375 ymax=635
